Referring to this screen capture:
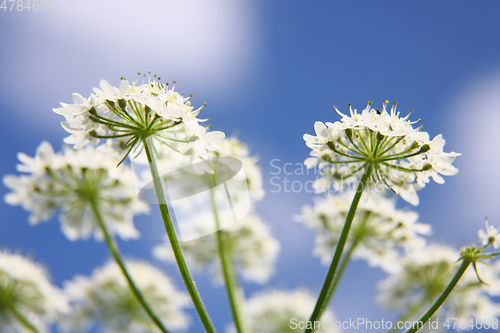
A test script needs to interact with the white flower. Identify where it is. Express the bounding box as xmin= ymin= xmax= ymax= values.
xmin=303 ymin=101 xmax=460 ymax=205
xmin=226 ymin=289 xmax=338 ymax=333
xmin=377 ymin=244 xmax=500 ymax=328
xmin=3 ymin=141 xmax=149 ymax=241
xmin=132 ymin=134 xmax=265 ymax=210
xmin=0 ymin=251 xmax=69 ymax=333
xmin=211 ymin=136 xmax=266 ymax=202
xmin=478 ymin=219 xmax=500 ymax=248
xmin=153 ymin=213 xmax=280 ymax=284
xmin=296 ymin=190 xmax=431 ymax=272
xmin=62 ymin=260 xmax=190 ymax=333
xmin=53 ymin=75 xmax=225 ymax=160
